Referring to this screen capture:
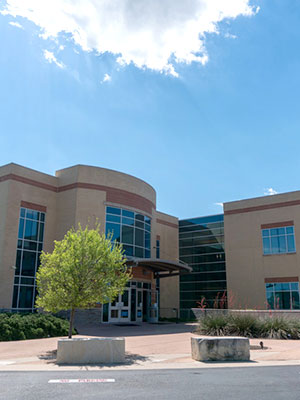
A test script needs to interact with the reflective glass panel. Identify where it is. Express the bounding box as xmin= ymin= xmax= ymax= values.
xmin=278 ymin=236 xmax=287 ymax=253
xmin=135 ymin=220 xmax=144 ymax=229
xmin=122 ymin=217 xmax=134 ymax=226
xmin=270 ymin=228 xmax=279 ymax=236
xmin=12 ymin=286 xmax=18 ymax=308
xmin=286 ymin=226 xmax=294 ymax=234
xmin=24 ymin=220 xmax=38 ymax=241
xmin=271 ymin=236 xmax=279 ymax=253
xmin=287 ymin=235 xmax=296 ymax=252
xmin=23 ymin=241 xmax=37 ymax=251
xmin=106 ymin=214 xmax=121 ymax=223
xmin=26 ymin=209 xmax=39 ymax=221
xmin=18 ymin=218 xmax=24 ymax=239
xmin=122 ymin=209 xmax=134 ymax=218
xmin=18 ymin=286 xmax=34 ymax=308
xmin=145 ymin=249 xmax=151 ymax=258
xmin=274 ymin=282 xmax=289 ymax=291
xmin=123 ymin=245 xmax=133 ymax=257
xmin=21 ymin=251 xmax=36 ymax=276
xmin=134 ymin=246 xmax=144 ymax=258
xmin=122 ymin=290 xmax=129 ymax=307
xmin=292 ymin=292 xmax=300 ymax=309
xmin=291 ymin=282 xmax=299 ymax=291
xmin=122 ymin=225 xmax=134 ymax=244
xmin=263 ymin=238 xmax=271 ymax=254
xmin=39 ymin=223 xmax=44 ymax=242
xmin=106 ymin=223 xmax=120 ymax=242
xmin=135 ymin=229 xmax=144 ymax=247
xmin=107 ymin=207 xmax=121 ymax=215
